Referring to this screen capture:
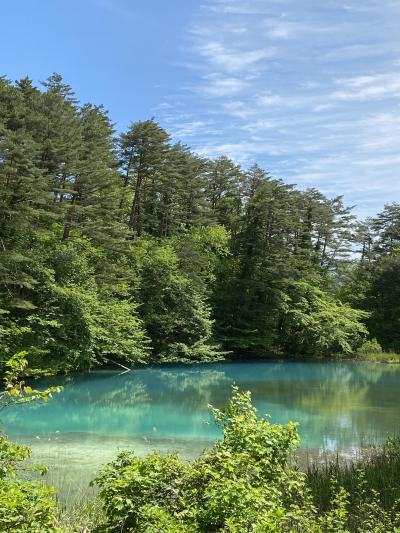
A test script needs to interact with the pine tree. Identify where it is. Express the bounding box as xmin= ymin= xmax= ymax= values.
xmin=118 ymin=119 xmax=170 ymax=235
xmin=61 ymin=103 xmax=122 ymax=244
